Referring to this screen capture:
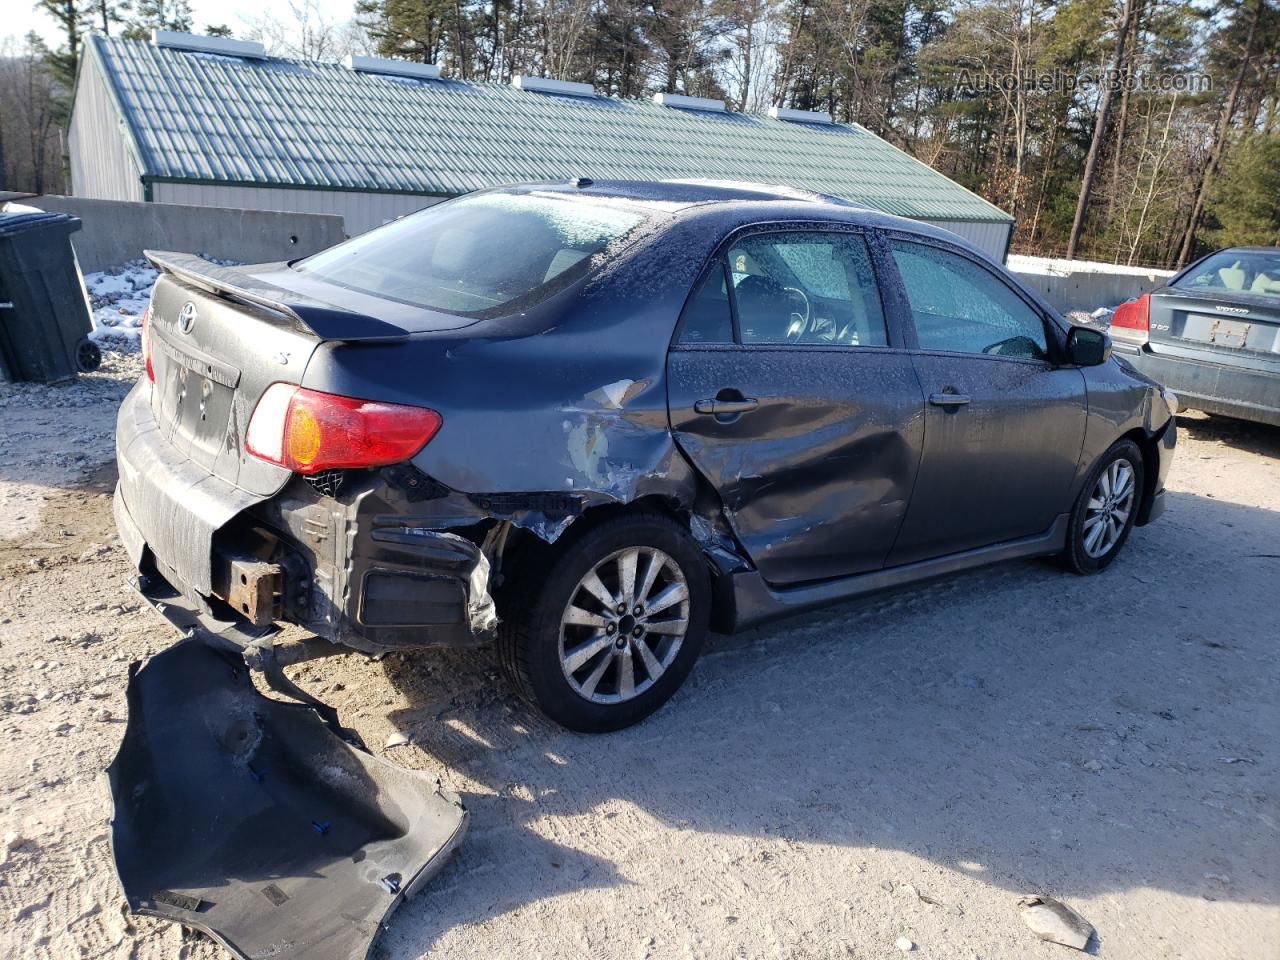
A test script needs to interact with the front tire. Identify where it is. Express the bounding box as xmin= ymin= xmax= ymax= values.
xmin=497 ymin=512 xmax=711 ymax=732
xmin=1061 ymin=439 xmax=1144 ymax=575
